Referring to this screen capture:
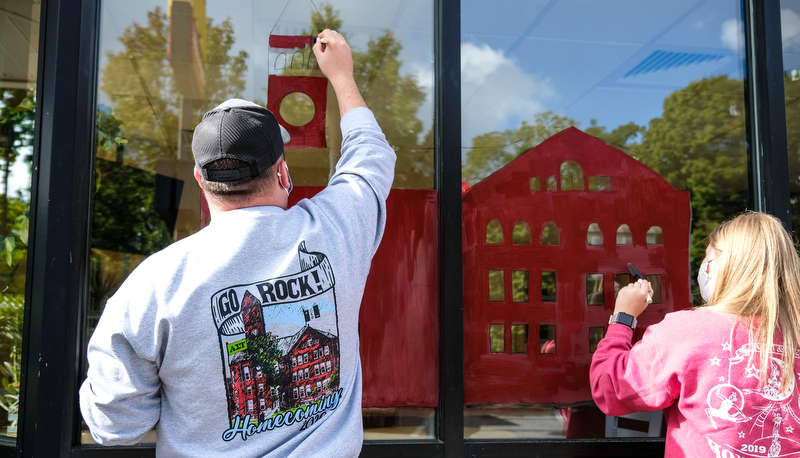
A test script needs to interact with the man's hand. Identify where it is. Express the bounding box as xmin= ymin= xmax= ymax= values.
xmin=613 ymin=280 xmax=653 ymax=319
xmin=313 ymin=29 xmax=367 ymax=118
